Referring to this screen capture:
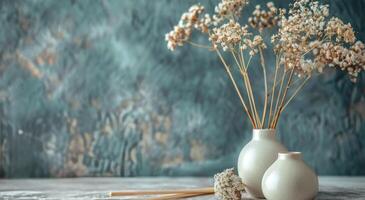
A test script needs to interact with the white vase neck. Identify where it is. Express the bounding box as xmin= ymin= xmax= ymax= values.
xmin=278 ymin=152 xmax=302 ymax=160
xmin=252 ymin=129 xmax=276 ymax=140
